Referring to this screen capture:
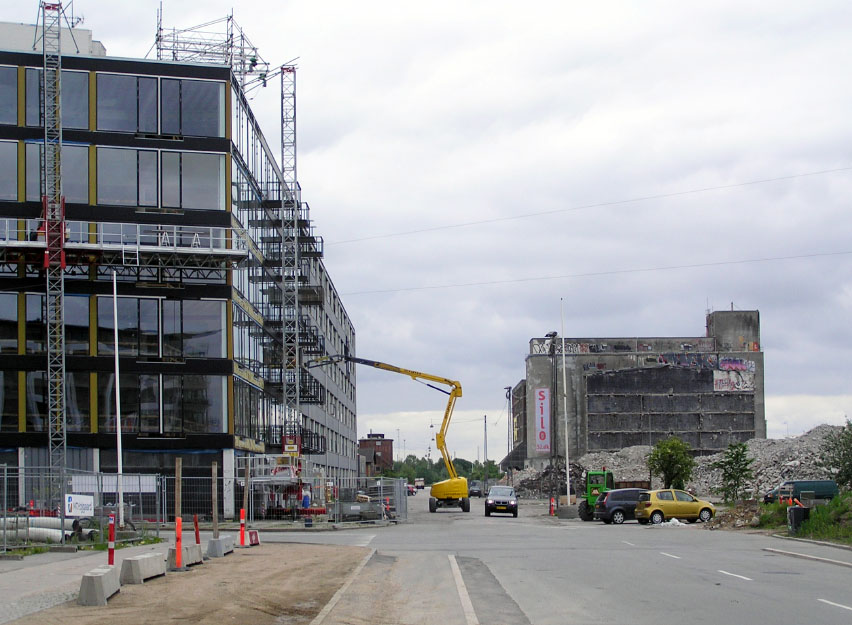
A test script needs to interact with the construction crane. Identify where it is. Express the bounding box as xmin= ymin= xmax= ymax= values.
xmin=308 ymin=355 xmax=470 ymax=513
